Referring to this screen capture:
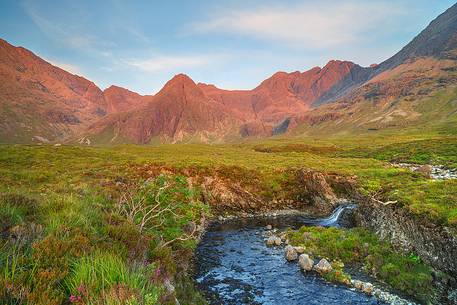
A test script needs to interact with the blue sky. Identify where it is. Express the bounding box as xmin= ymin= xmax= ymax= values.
xmin=0 ymin=0 xmax=455 ymax=94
